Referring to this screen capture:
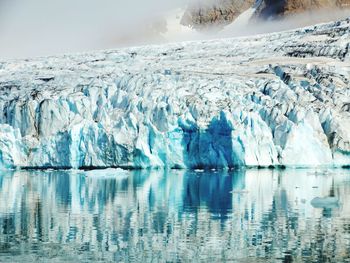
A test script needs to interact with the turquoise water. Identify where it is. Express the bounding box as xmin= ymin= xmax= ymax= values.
xmin=0 ymin=169 xmax=349 ymax=262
